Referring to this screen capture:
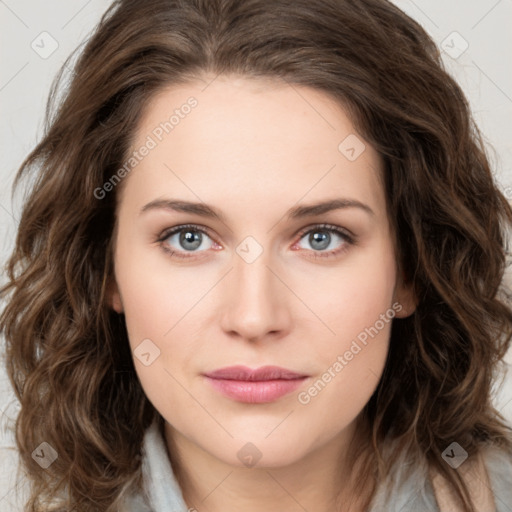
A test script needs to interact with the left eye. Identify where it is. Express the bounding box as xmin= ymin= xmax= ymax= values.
xmin=294 ymin=225 xmax=353 ymax=256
